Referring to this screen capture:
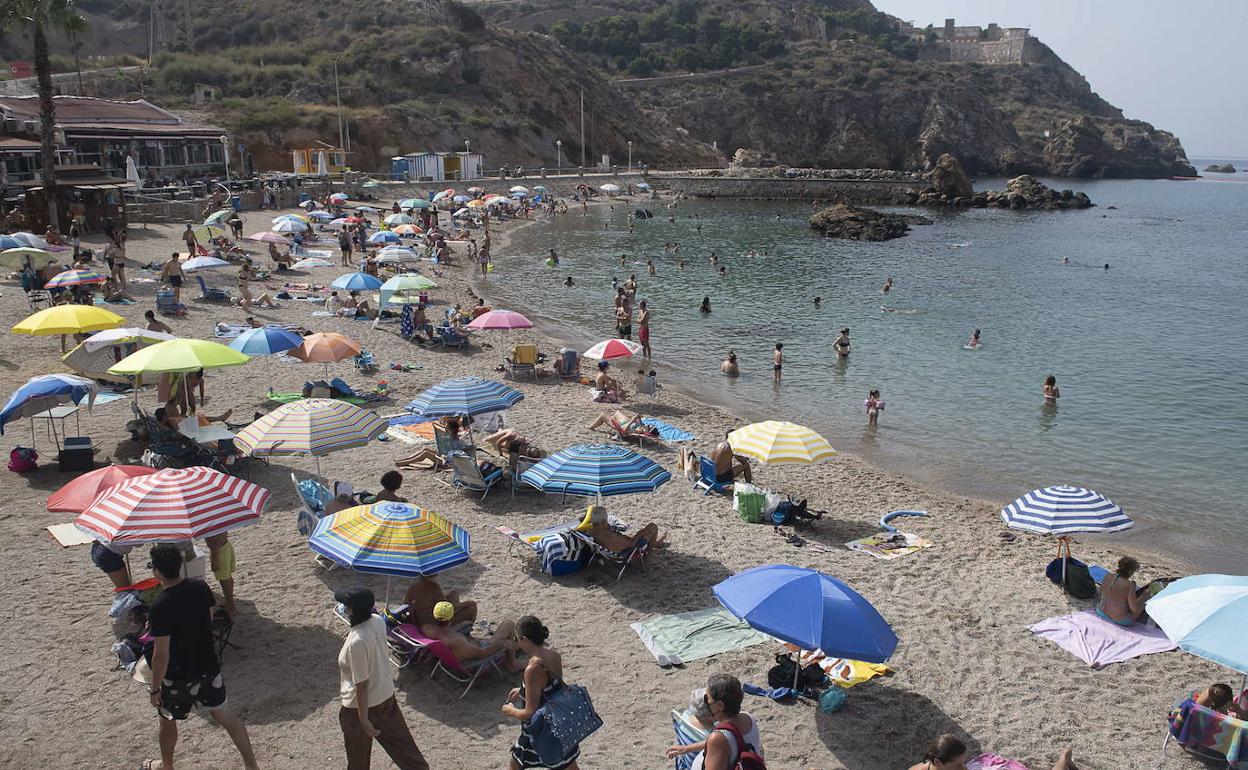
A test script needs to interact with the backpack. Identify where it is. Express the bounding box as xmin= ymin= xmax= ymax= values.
xmin=766 ymin=651 xmax=826 ymax=695
xmin=714 ymin=720 xmax=767 ymax=770
xmin=1045 ymin=536 xmax=1098 ymax=600
xmin=8 ymin=446 xmax=37 ymax=473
